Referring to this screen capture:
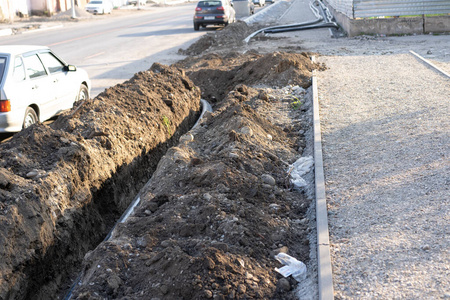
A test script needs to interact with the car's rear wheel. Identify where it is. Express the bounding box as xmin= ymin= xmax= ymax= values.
xmin=77 ymin=84 xmax=89 ymax=102
xmin=194 ymin=23 xmax=200 ymax=31
xmin=23 ymin=107 xmax=38 ymax=129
